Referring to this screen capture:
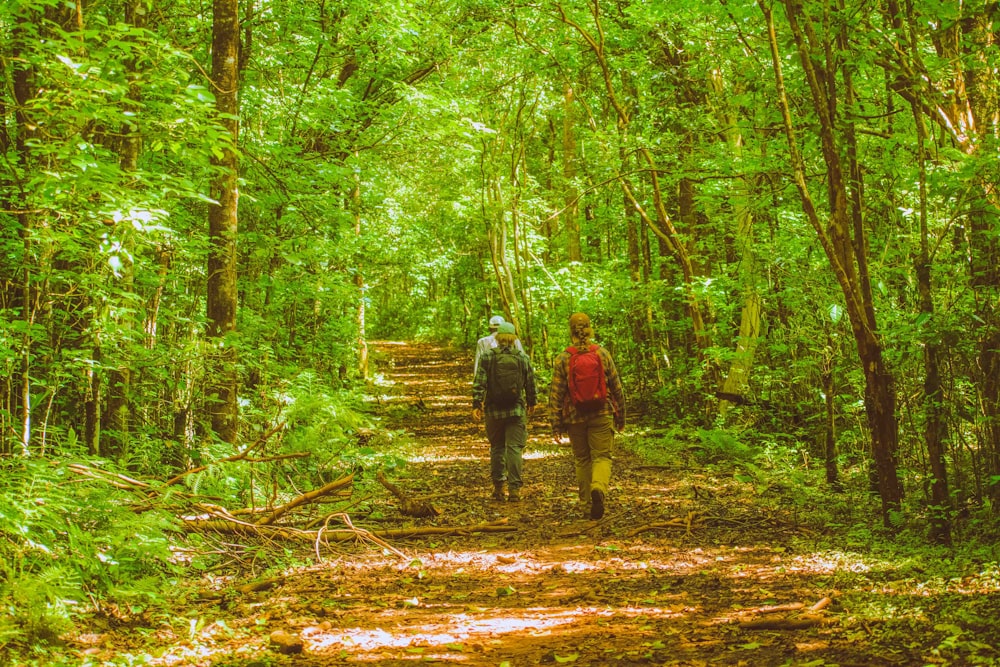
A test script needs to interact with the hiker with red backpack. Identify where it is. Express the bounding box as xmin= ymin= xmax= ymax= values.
xmin=548 ymin=312 xmax=625 ymax=520
xmin=472 ymin=322 xmax=537 ymax=502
